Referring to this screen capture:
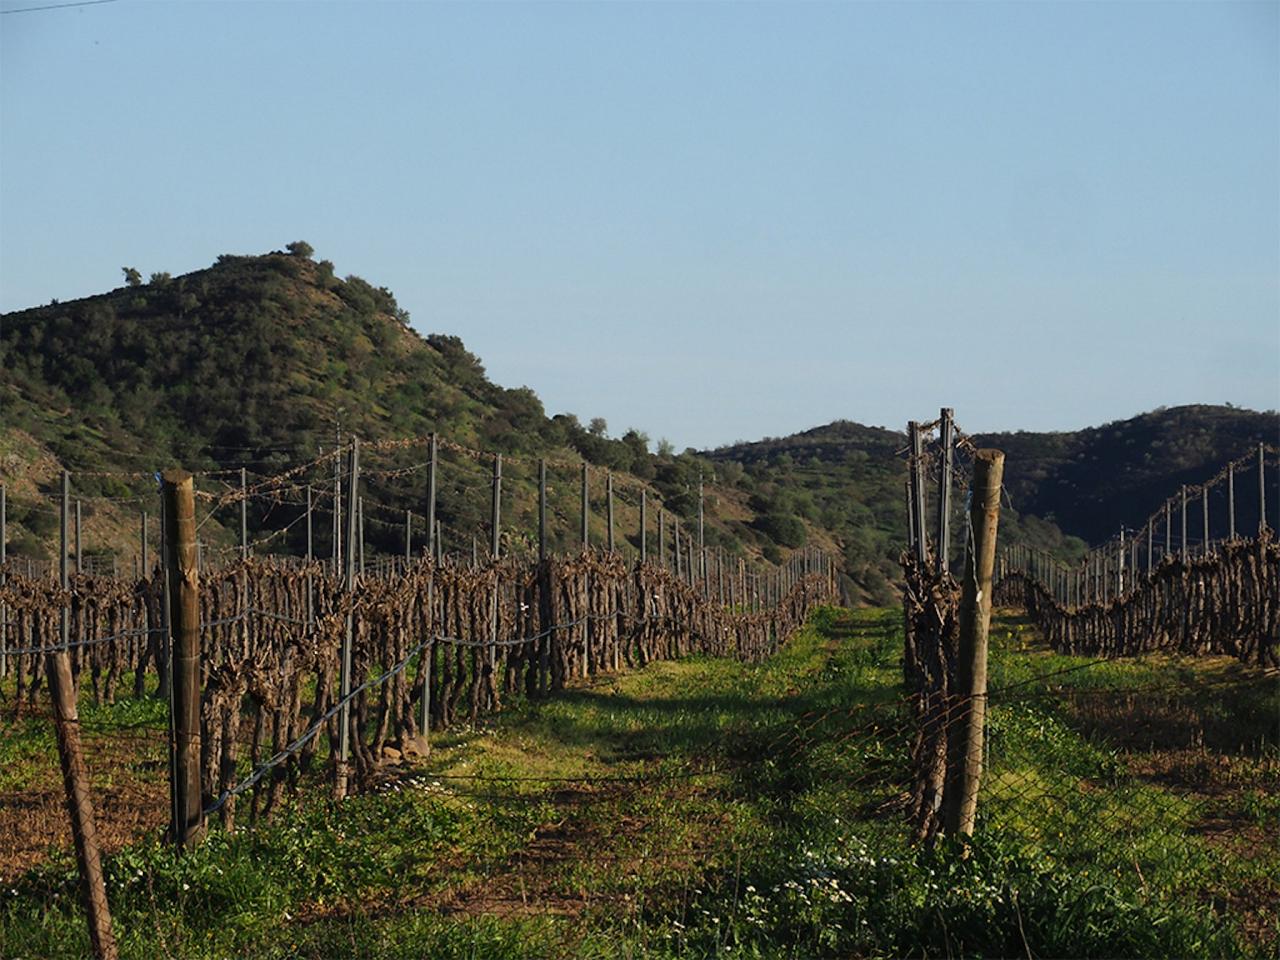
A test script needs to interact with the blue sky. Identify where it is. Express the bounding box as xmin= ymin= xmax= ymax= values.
xmin=1 ymin=0 xmax=1276 ymax=449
